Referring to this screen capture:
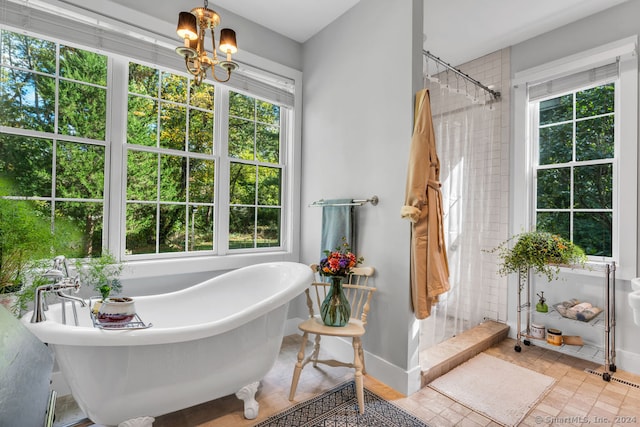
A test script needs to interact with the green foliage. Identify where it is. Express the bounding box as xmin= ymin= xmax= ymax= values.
xmin=13 ymin=263 xmax=50 ymax=314
xmin=536 ymin=82 xmax=614 ymax=258
xmin=75 ymin=251 xmax=124 ymax=300
xmin=1 ymin=29 xmax=284 ymax=257
xmin=488 ymin=231 xmax=587 ymax=282
xmin=0 ymin=179 xmax=57 ymax=292
xmin=227 ymin=91 xmax=282 ymax=249
xmin=0 ymin=174 xmax=83 ymax=317
xmin=0 ymin=30 xmax=106 ymax=258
